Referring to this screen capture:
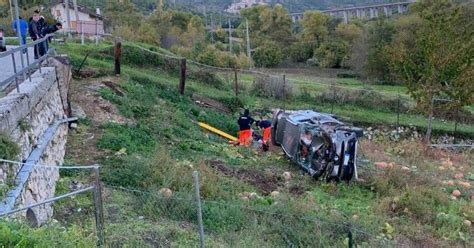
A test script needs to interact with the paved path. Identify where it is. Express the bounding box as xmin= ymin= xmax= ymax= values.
xmin=0 ymin=46 xmax=36 ymax=88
